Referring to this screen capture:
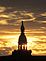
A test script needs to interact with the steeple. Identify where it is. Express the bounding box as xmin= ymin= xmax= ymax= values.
xmin=21 ymin=21 xmax=25 ymax=33
xmin=12 ymin=21 xmax=32 ymax=56
xmin=18 ymin=21 xmax=27 ymax=50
